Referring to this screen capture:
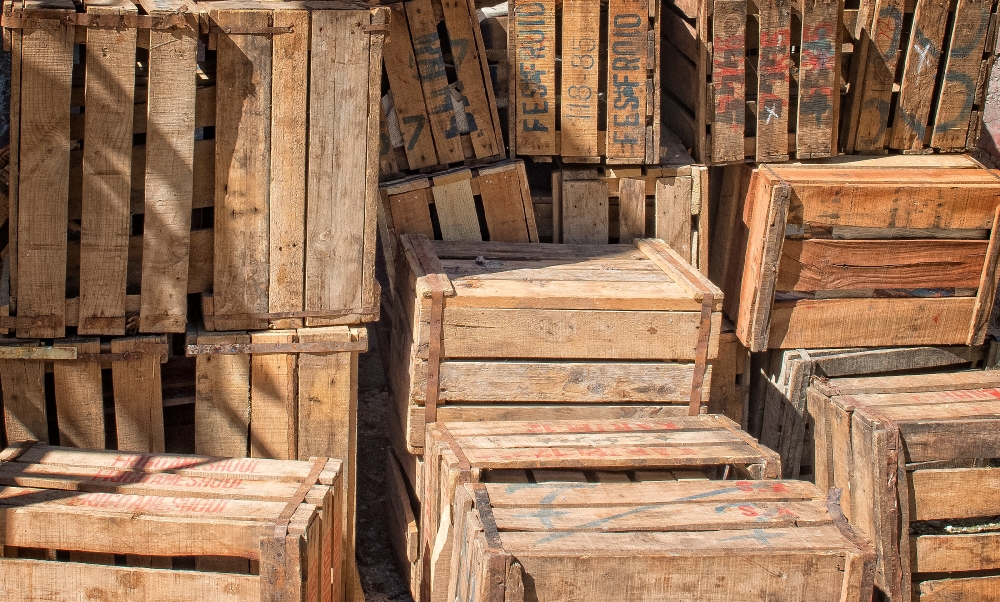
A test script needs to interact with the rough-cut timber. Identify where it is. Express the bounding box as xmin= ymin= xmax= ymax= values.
xmin=389 ymin=235 xmax=723 ymax=454
xmin=0 ymin=443 xmax=344 ymax=601
xmin=551 ymin=129 xmax=709 ymax=268
xmin=713 ymin=154 xmax=1000 ymax=351
xmin=378 ymin=160 xmax=538 ymax=301
xmin=809 ymin=370 xmax=1000 ymax=602
xmin=844 ymin=0 xmax=998 ymax=154
xmin=418 ymin=417 xmax=785 ymax=602
xmin=449 ymin=477 xmax=874 ymax=602
xmin=754 ymin=345 xmax=988 ymax=480
xmin=380 ymin=0 xmax=505 ymax=174
xmin=508 ymin=0 xmax=661 ymax=163
xmin=1 ymin=0 xmax=386 ymax=335
xmin=661 ymin=0 xmax=842 ymax=164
